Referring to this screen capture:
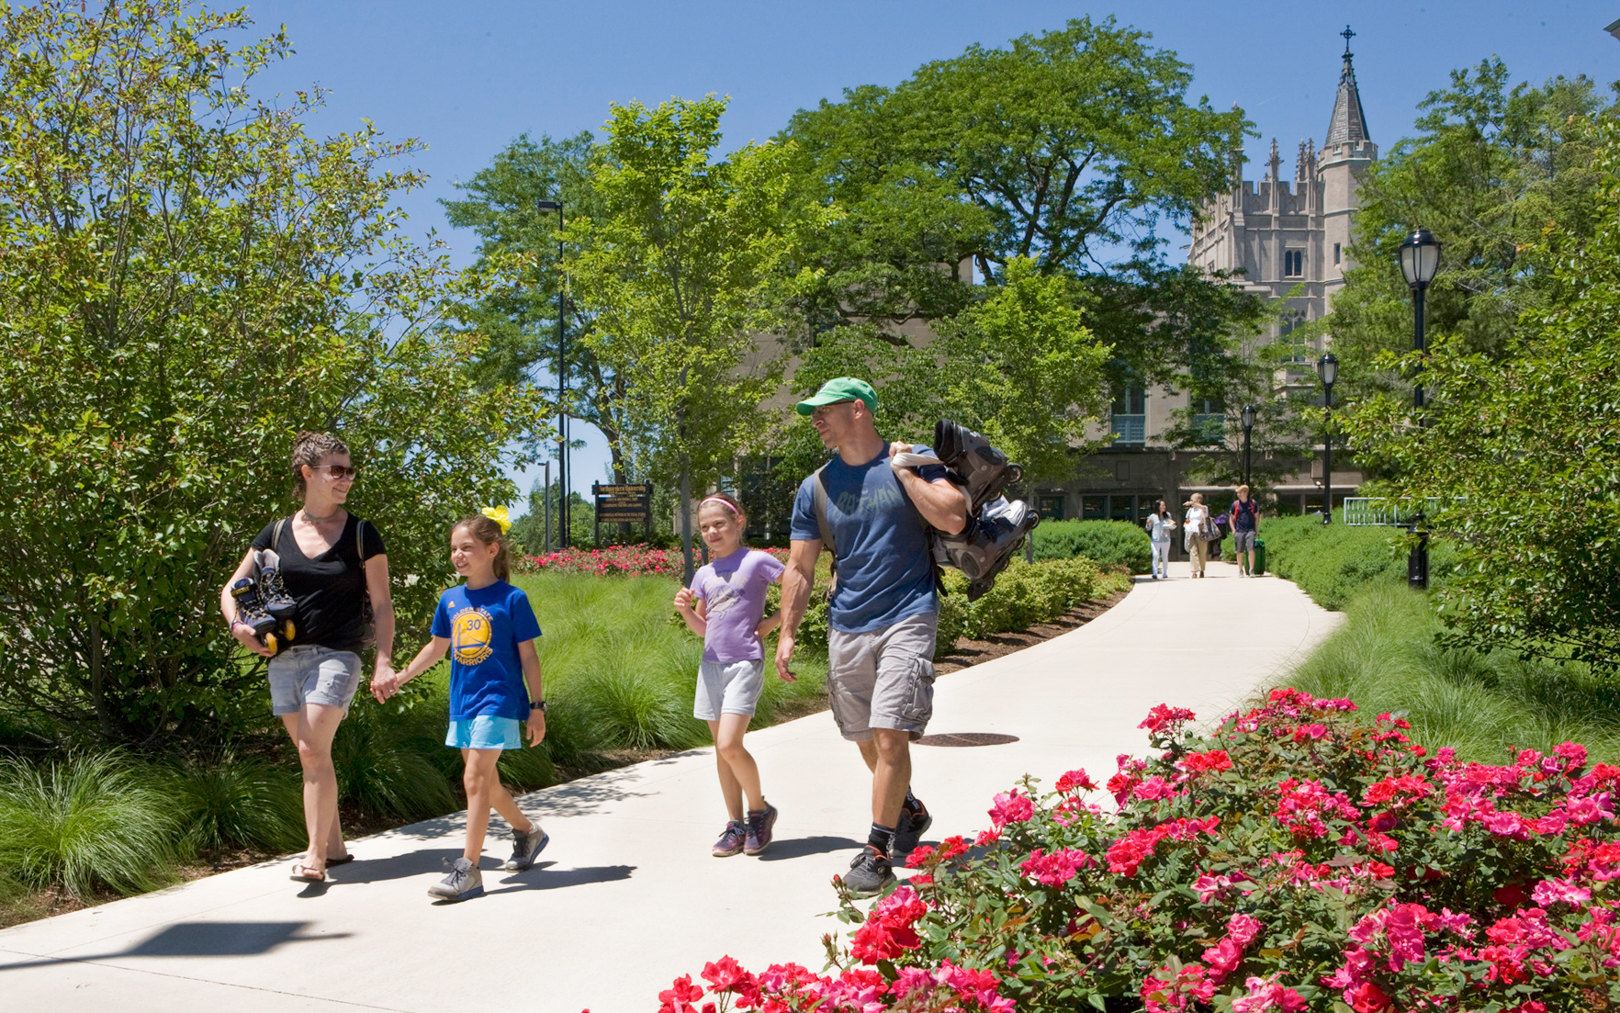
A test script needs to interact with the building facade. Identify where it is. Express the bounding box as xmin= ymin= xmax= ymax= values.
xmin=1038 ymin=30 xmax=1374 ymax=529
